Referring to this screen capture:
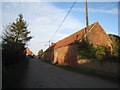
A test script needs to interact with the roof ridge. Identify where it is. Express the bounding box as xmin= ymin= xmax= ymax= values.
xmin=56 ymin=22 xmax=98 ymax=43
xmin=46 ymin=22 xmax=99 ymax=51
